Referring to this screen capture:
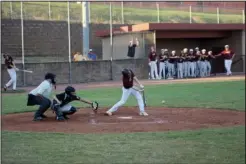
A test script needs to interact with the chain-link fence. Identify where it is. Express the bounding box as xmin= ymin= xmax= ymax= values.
xmin=1 ymin=2 xmax=245 ymax=23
